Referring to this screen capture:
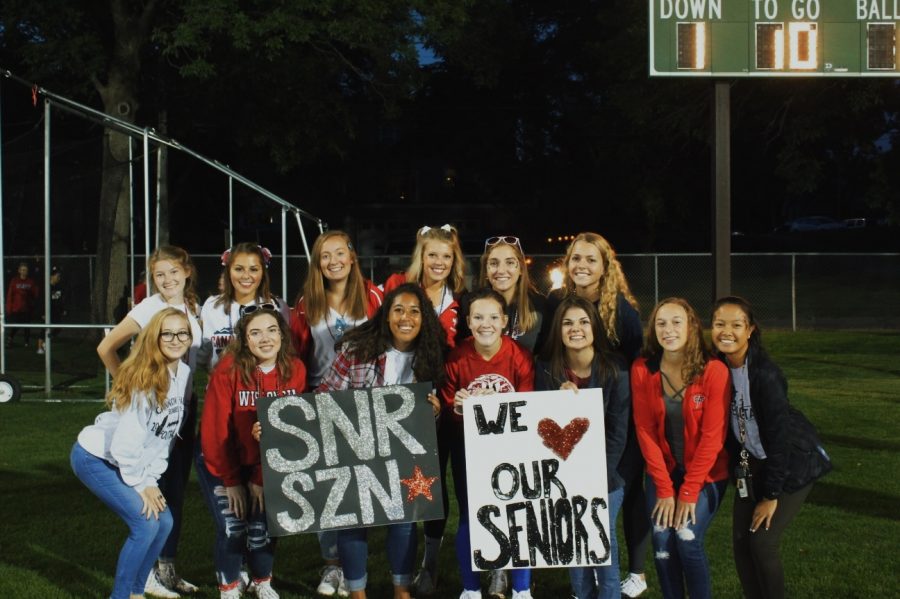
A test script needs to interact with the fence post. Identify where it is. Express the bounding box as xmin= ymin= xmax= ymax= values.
xmin=44 ymin=99 xmax=52 ymax=395
xmin=791 ymin=253 xmax=797 ymax=332
xmin=654 ymin=254 xmax=659 ymax=305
